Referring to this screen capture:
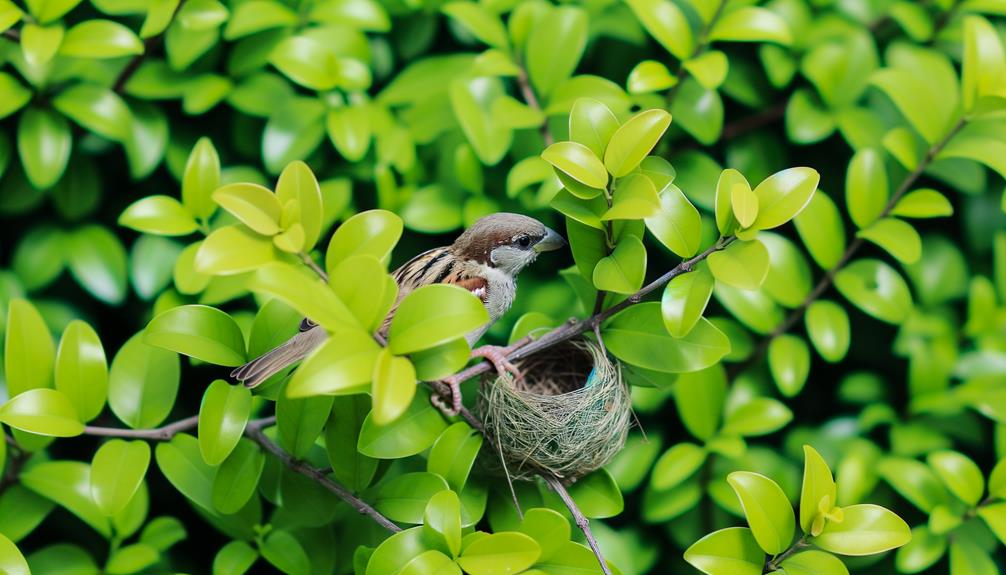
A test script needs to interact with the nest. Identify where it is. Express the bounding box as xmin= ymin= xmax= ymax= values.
xmin=477 ymin=339 xmax=632 ymax=481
